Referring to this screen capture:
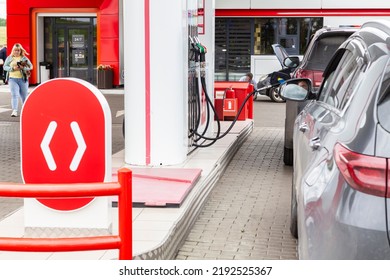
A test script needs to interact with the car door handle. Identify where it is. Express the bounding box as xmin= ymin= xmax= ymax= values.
xmin=299 ymin=123 xmax=309 ymax=133
xmin=309 ymin=137 xmax=321 ymax=150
